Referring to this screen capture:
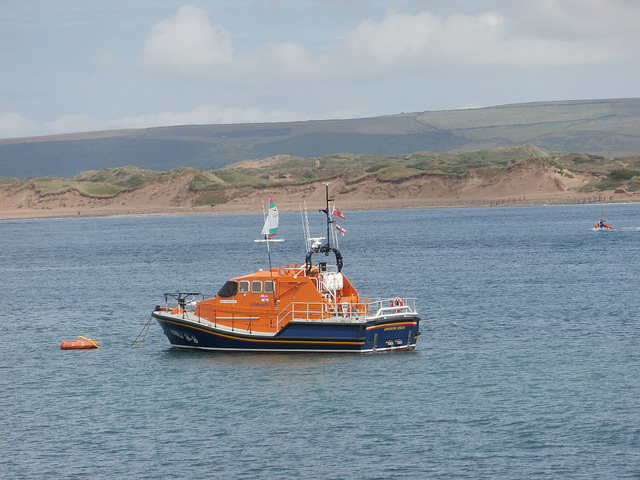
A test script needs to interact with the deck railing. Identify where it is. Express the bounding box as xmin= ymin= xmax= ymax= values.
xmin=162 ymin=293 xmax=418 ymax=332
xmin=367 ymin=297 xmax=417 ymax=318
xmin=162 ymin=295 xmax=263 ymax=332
xmin=276 ymin=297 xmax=417 ymax=329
